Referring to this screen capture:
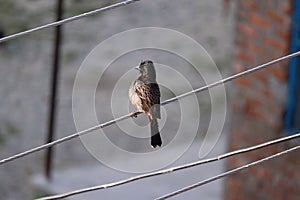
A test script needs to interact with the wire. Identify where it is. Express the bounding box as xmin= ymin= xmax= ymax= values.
xmin=0 ymin=112 xmax=135 ymax=165
xmin=1 ymin=50 xmax=300 ymax=166
xmin=156 ymin=145 xmax=300 ymax=200
xmin=36 ymin=132 xmax=300 ymax=200
xmin=162 ymin=50 xmax=300 ymax=105
xmin=0 ymin=0 xmax=141 ymax=43
xmin=0 ymin=1 xmax=297 ymax=199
